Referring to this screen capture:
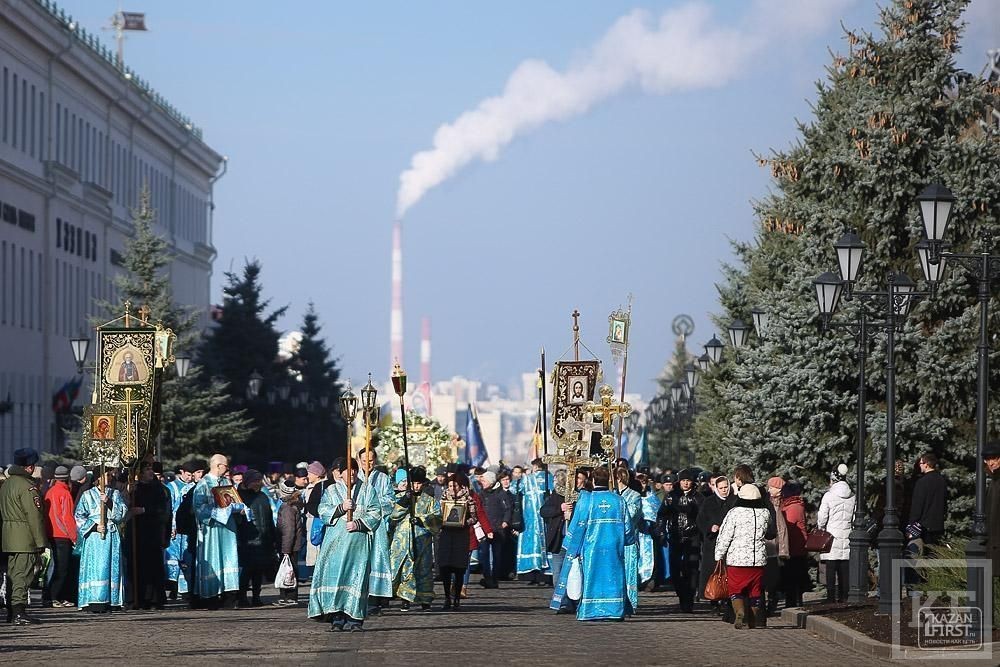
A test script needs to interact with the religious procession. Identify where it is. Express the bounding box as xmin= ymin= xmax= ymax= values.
xmin=0 ymin=297 xmax=962 ymax=643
